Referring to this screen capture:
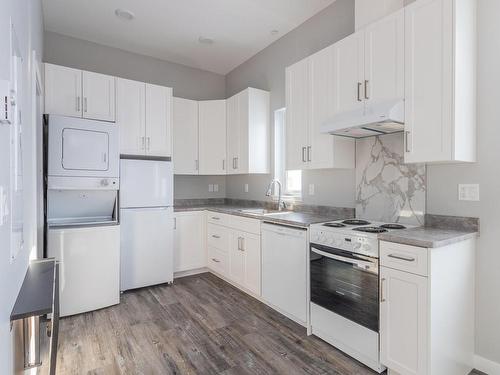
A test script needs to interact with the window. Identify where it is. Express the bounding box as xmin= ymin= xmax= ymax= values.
xmin=274 ymin=108 xmax=302 ymax=199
